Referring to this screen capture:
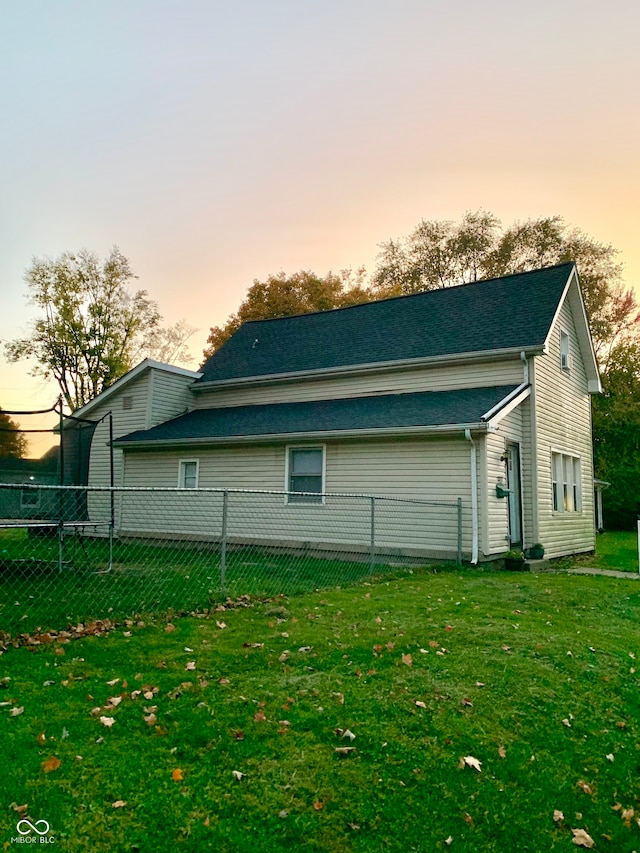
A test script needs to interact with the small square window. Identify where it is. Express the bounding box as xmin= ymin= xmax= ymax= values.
xmin=179 ymin=460 xmax=199 ymax=489
xmin=287 ymin=447 xmax=324 ymax=503
xmin=122 ymin=396 xmax=133 ymax=410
